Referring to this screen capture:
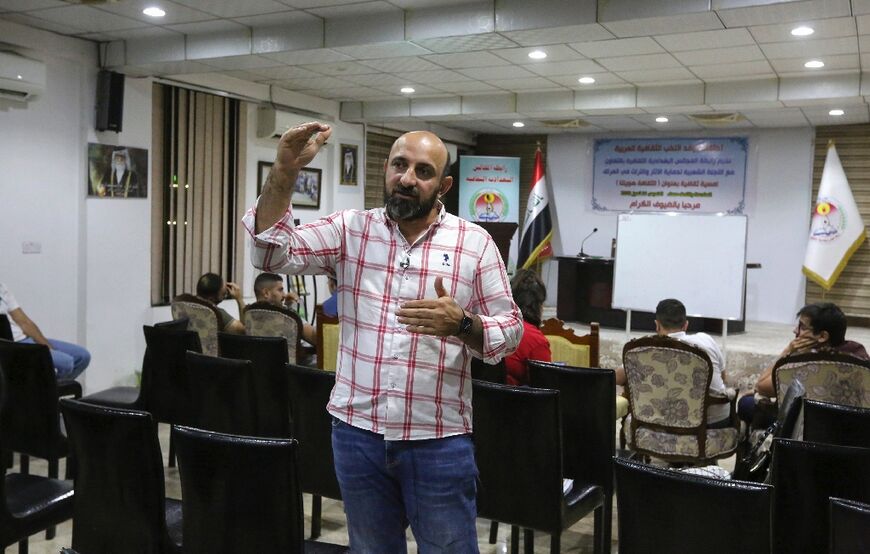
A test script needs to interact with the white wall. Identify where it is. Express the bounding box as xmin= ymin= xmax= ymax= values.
xmin=544 ymin=128 xmax=814 ymax=324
